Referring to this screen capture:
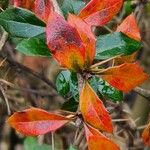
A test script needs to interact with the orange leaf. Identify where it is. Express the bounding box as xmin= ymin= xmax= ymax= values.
xmin=84 ymin=124 xmax=120 ymax=150
xmin=78 ymin=0 xmax=104 ymax=19
xmin=8 ymin=108 xmax=69 ymax=136
xmin=33 ymin=0 xmax=53 ymax=23
xmin=68 ymin=14 xmax=96 ymax=66
xmin=142 ymin=122 xmax=150 ymax=146
xmin=12 ymin=0 xmax=35 ymax=10
xmin=117 ymin=13 xmax=141 ymax=41
xmin=114 ymin=52 xmax=137 ymax=65
xmin=80 ymin=82 xmax=113 ymax=133
xmin=78 ymin=0 xmax=123 ymax=27
xmin=102 ymin=63 xmax=148 ymax=92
